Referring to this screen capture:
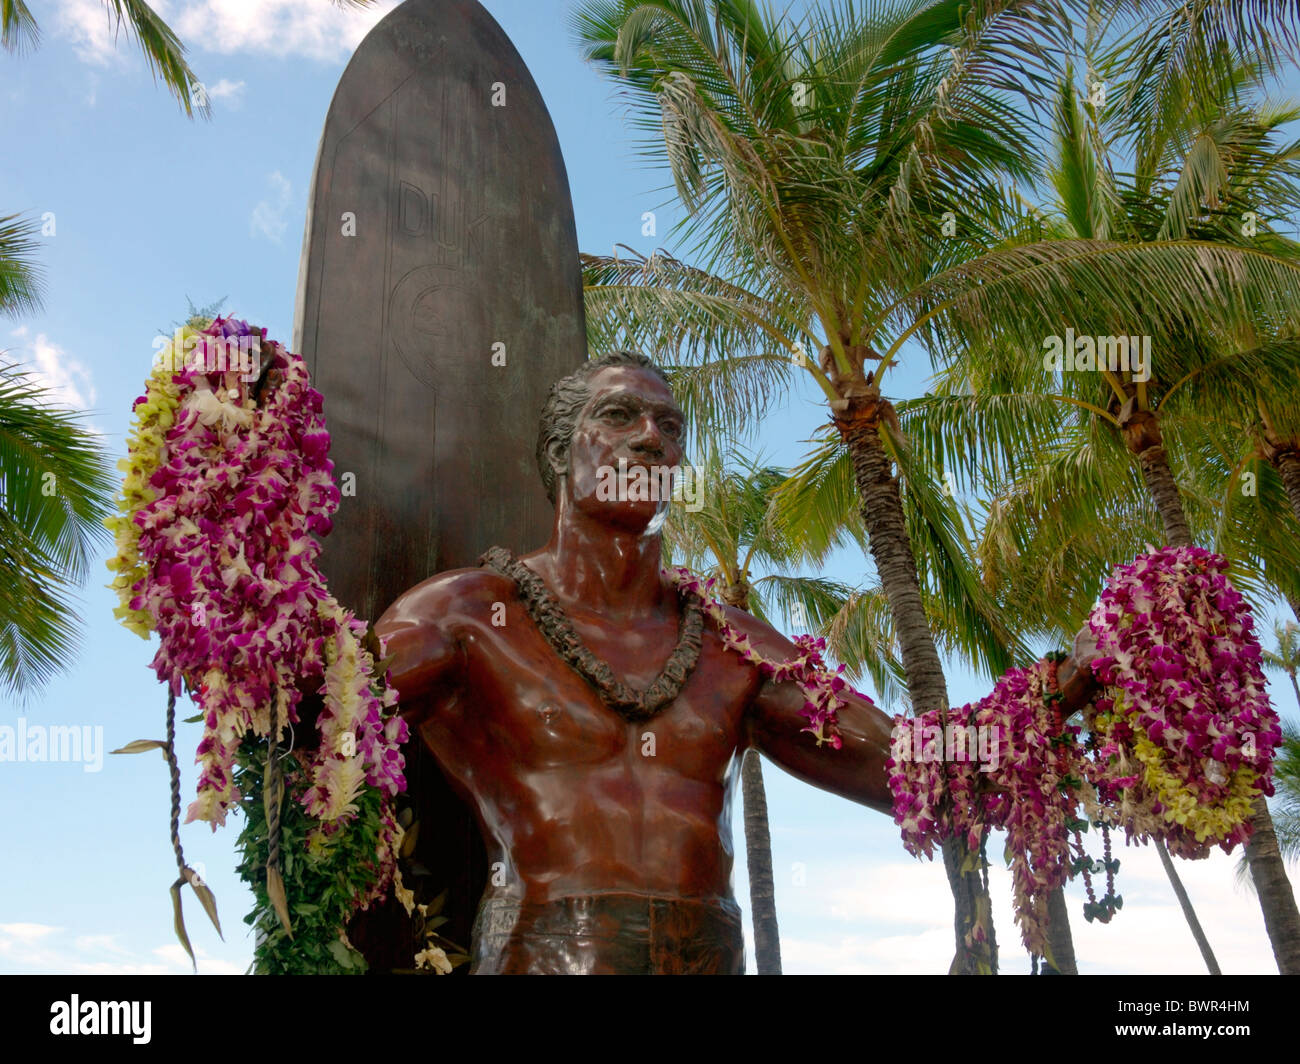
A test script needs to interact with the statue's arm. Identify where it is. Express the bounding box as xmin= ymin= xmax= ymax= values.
xmin=375 ymin=576 xmax=466 ymax=725
xmin=743 ymin=618 xmax=1099 ymax=816
xmin=736 ymin=612 xmax=897 ymax=817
